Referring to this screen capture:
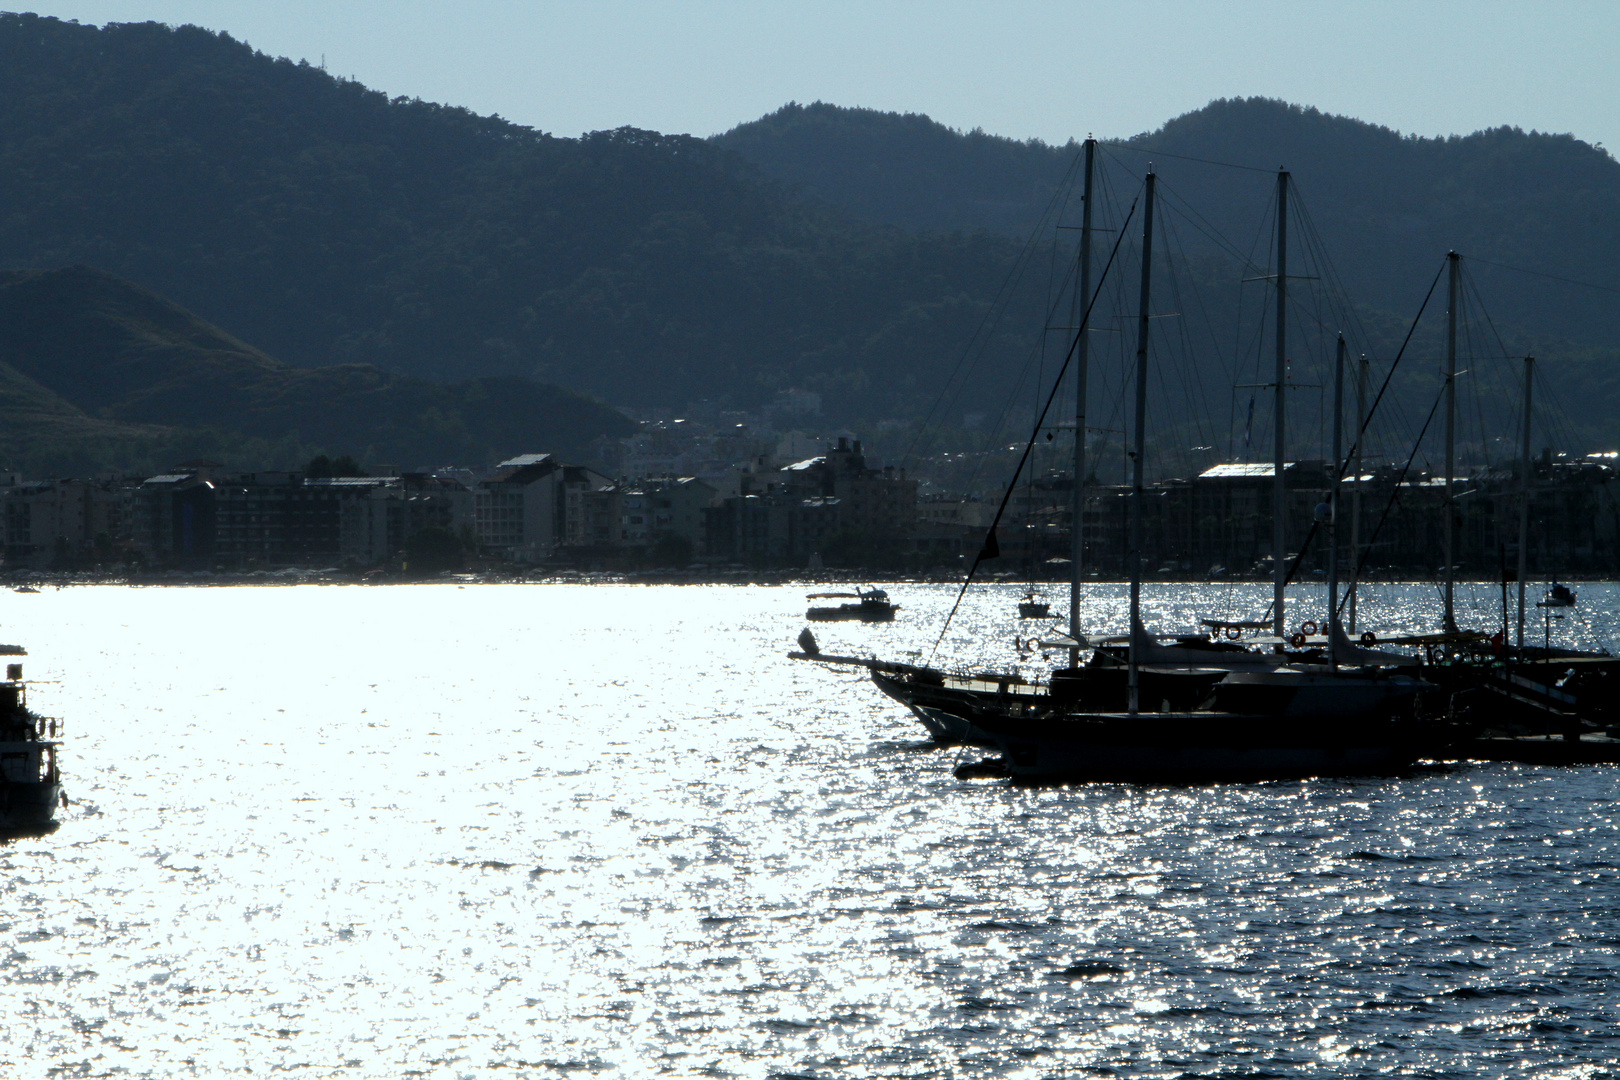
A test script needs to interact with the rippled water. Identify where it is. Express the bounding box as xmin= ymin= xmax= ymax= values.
xmin=3 ymin=581 xmax=1619 ymax=1078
